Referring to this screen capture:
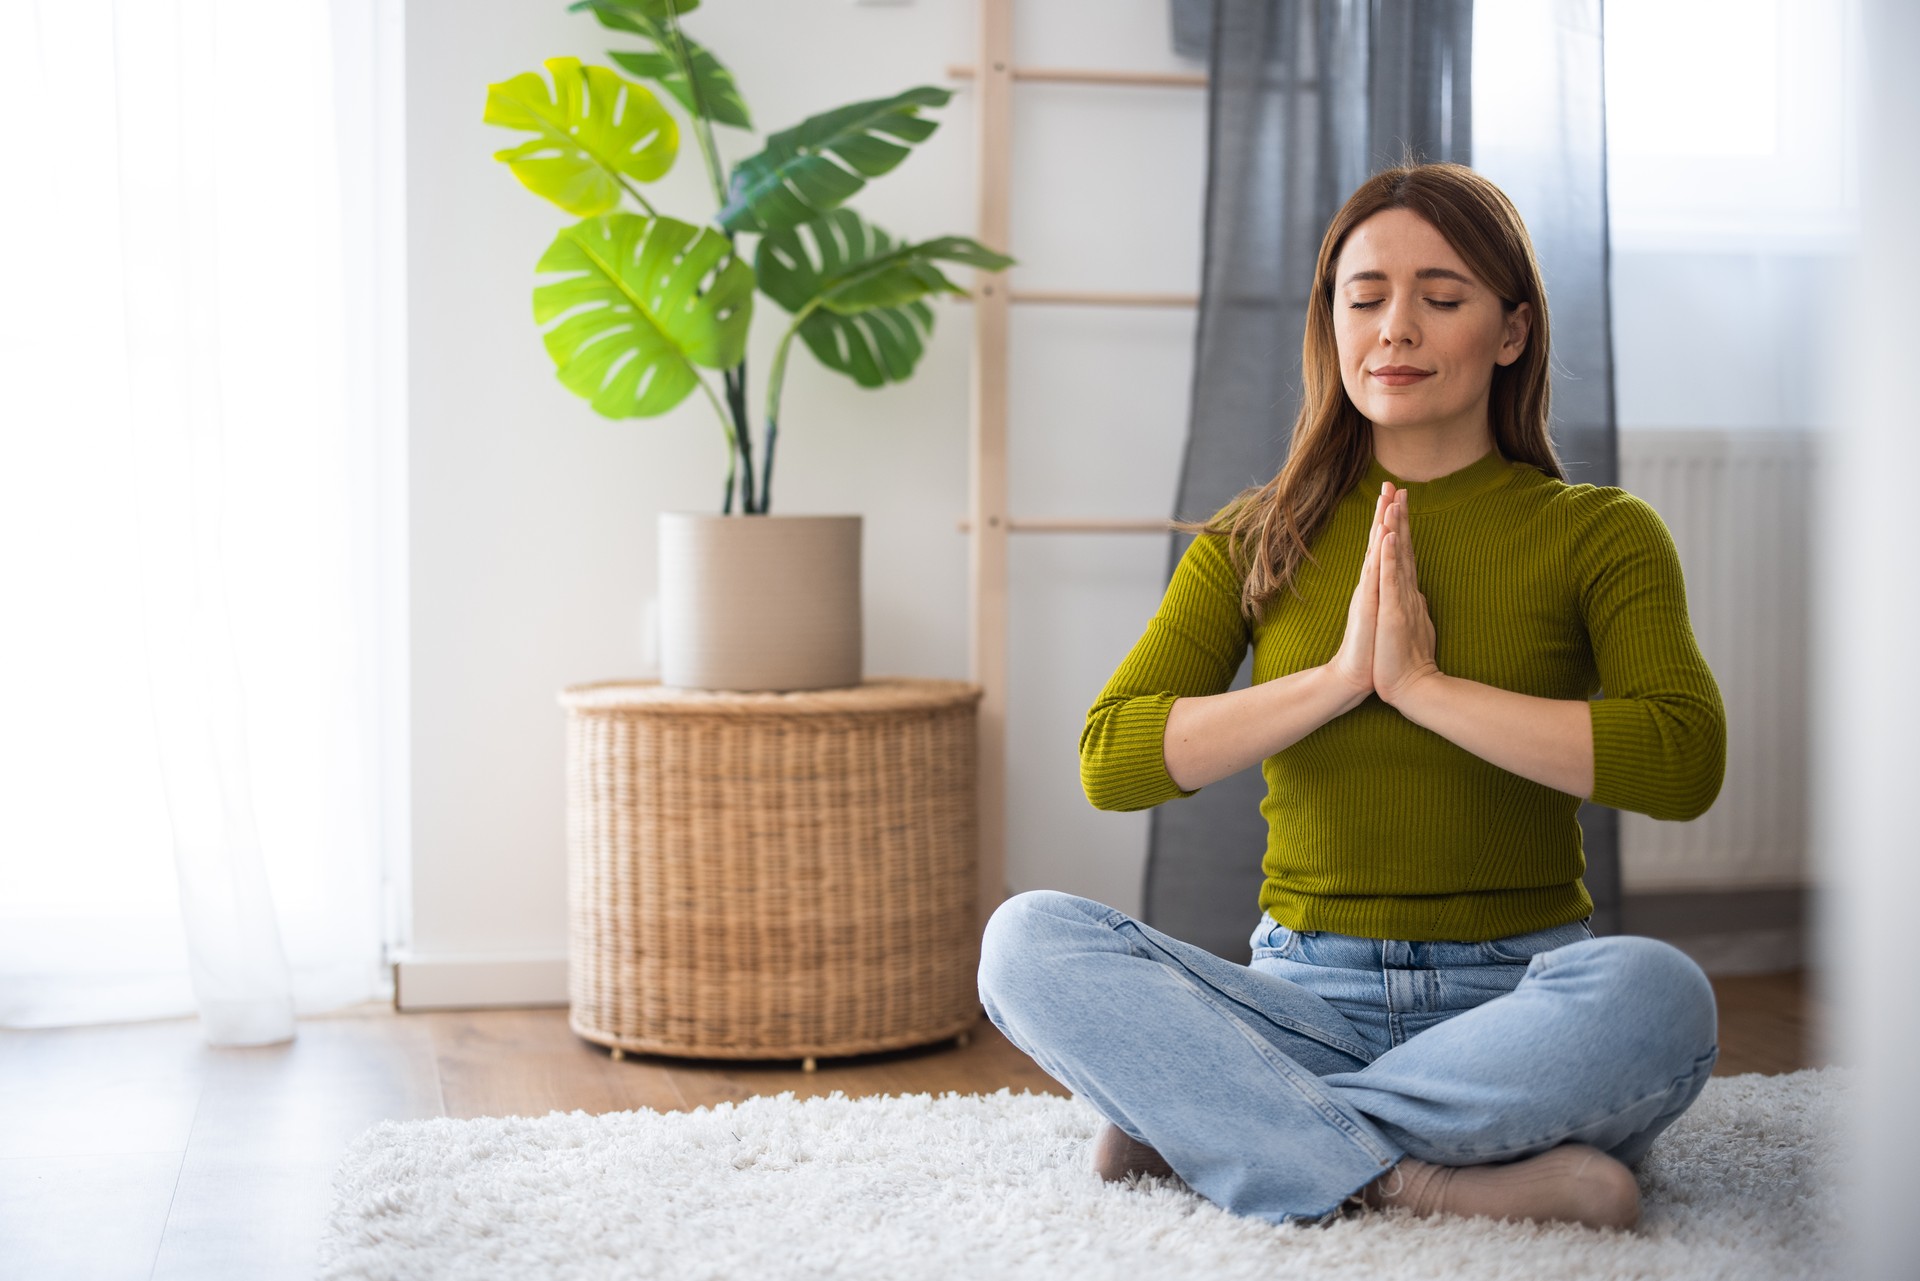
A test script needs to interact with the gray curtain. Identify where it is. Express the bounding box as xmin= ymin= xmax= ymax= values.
xmin=1150 ymin=0 xmax=1619 ymax=962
